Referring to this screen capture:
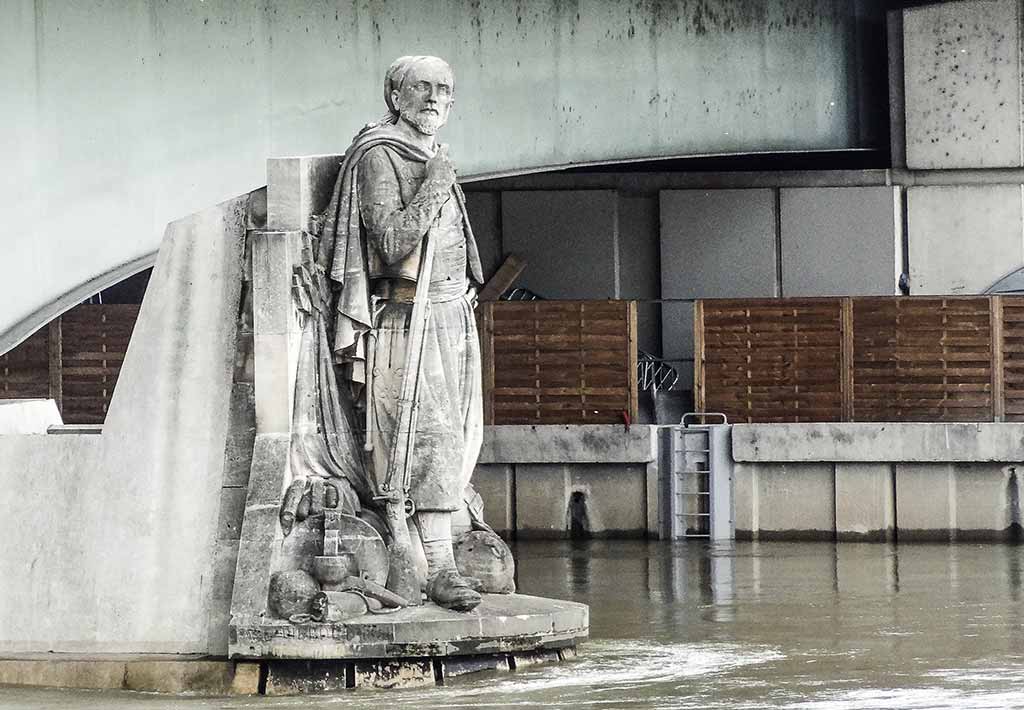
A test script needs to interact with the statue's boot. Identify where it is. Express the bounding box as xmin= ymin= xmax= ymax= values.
xmin=427 ymin=568 xmax=482 ymax=612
